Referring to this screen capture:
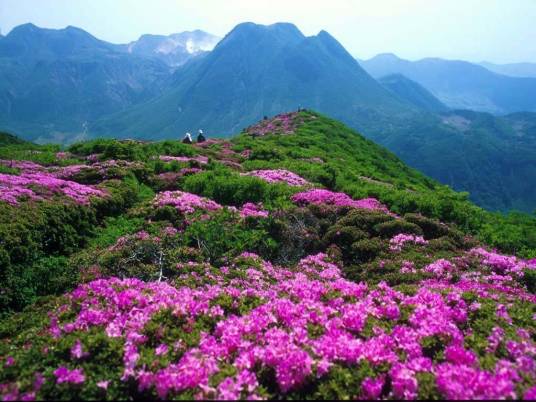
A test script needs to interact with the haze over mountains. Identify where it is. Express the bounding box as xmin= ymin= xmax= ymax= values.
xmin=478 ymin=61 xmax=536 ymax=79
xmin=359 ymin=53 xmax=536 ymax=115
xmin=0 ymin=22 xmax=535 ymax=213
